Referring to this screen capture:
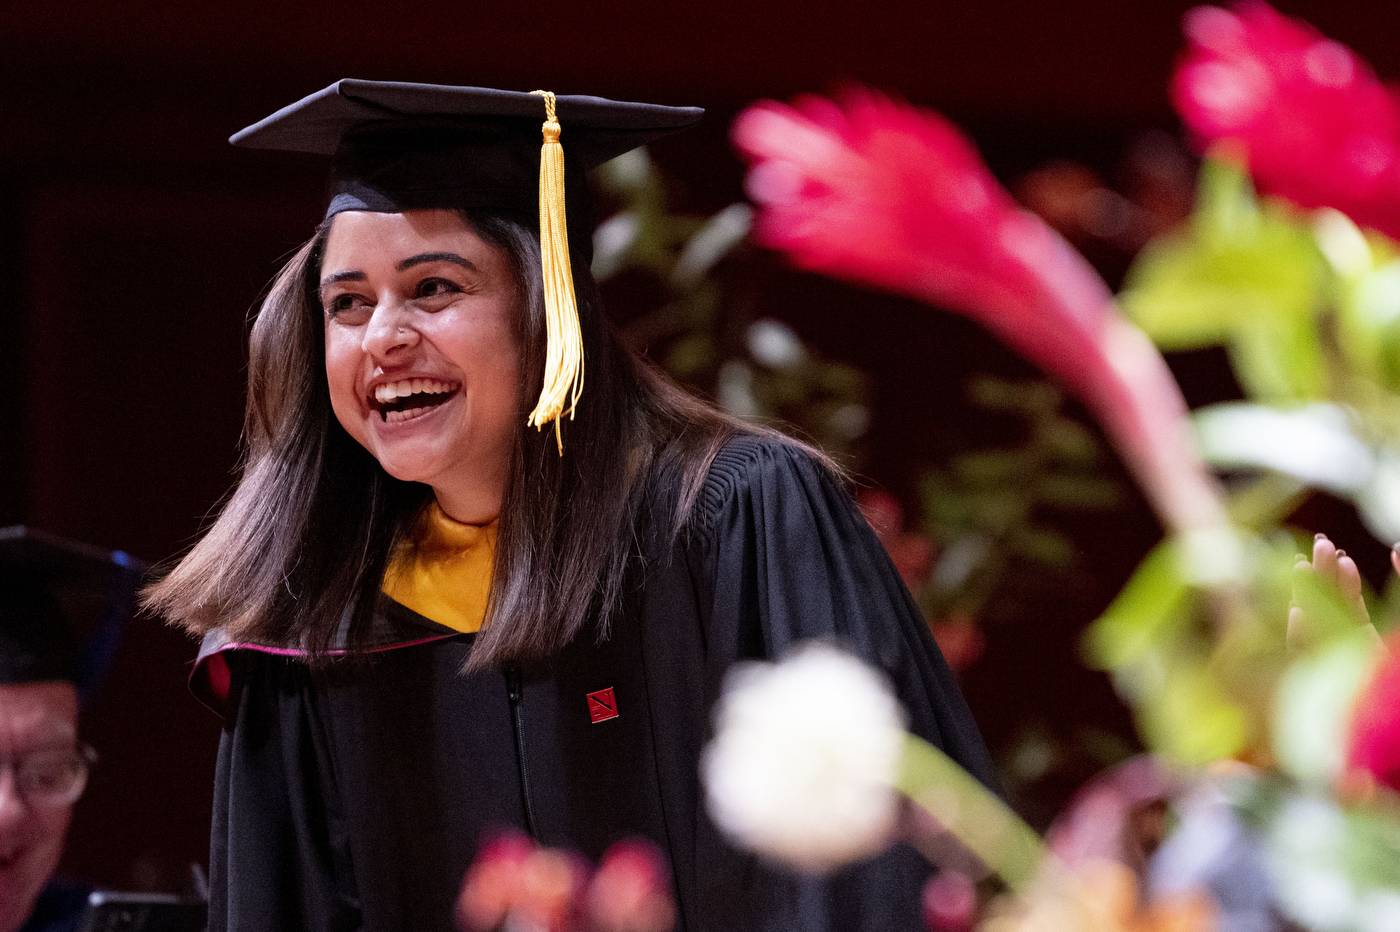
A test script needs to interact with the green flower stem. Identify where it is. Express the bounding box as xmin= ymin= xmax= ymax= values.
xmin=896 ymin=734 xmax=1045 ymax=891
